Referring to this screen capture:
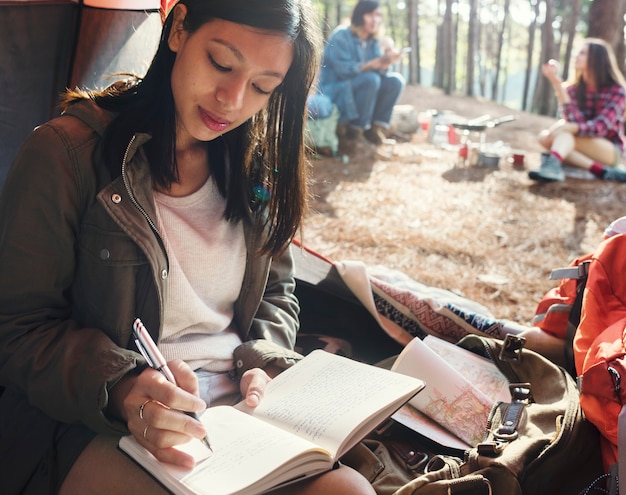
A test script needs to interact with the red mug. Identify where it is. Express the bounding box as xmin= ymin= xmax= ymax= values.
xmin=511 ymin=152 xmax=525 ymax=167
